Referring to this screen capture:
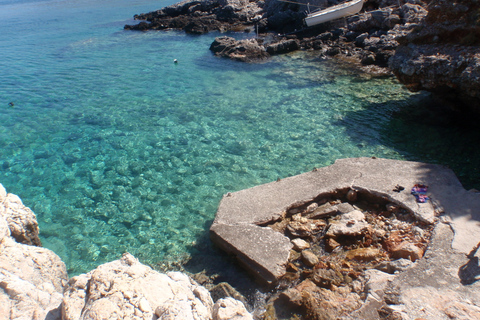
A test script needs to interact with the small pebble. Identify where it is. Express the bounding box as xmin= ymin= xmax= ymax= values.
xmin=301 ymin=250 xmax=319 ymax=267
xmin=346 ymin=189 xmax=357 ymax=202
xmin=306 ymin=202 xmax=318 ymax=213
xmin=291 ymin=238 xmax=310 ymax=251
xmin=138 ymin=297 xmax=152 ymax=313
